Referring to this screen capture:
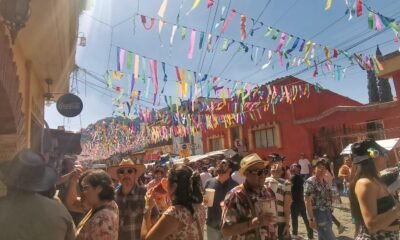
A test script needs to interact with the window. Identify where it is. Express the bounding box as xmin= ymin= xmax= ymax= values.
xmin=253 ymin=128 xmax=276 ymax=148
xmin=230 ymin=127 xmax=240 ymax=146
xmin=210 ymin=137 xmax=224 ymax=151
xmin=182 ymin=135 xmax=190 ymax=144
xmin=366 ymin=120 xmax=384 ymax=140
